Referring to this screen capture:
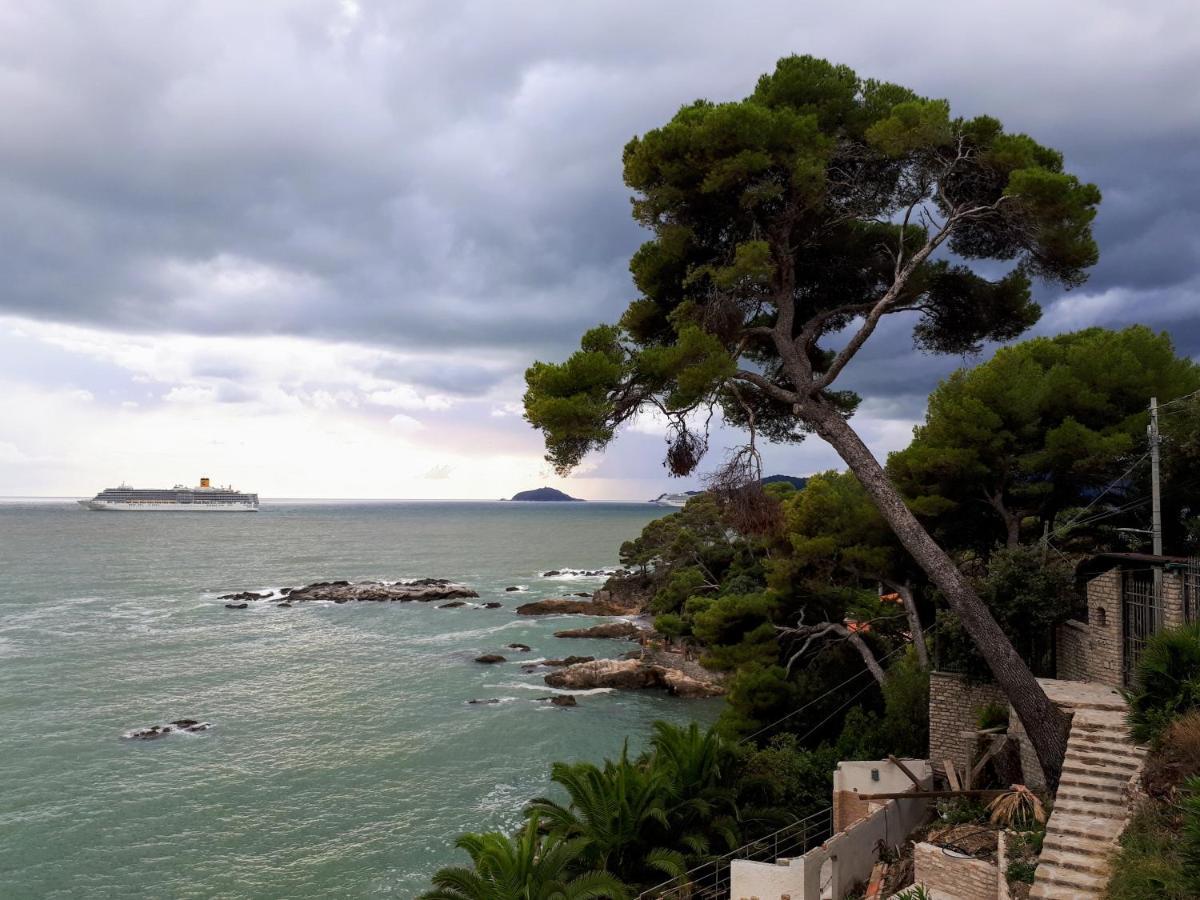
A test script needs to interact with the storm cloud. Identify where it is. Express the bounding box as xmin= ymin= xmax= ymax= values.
xmin=2 ymin=0 xmax=1198 ymax=496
